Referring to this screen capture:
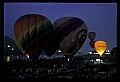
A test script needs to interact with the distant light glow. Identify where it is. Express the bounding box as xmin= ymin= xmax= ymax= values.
xmin=105 ymin=53 xmax=110 ymax=54
xmin=106 ymin=49 xmax=110 ymax=52
xmin=96 ymin=59 xmax=103 ymax=62
xmin=98 ymin=51 xmax=104 ymax=56
xmin=89 ymin=52 xmax=92 ymax=54
xmin=56 ymin=50 xmax=62 ymax=52
xmin=6 ymin=56 xmax=10 ymax=62
xmin=27 ymin=55 xmax=29 ymax=58
xmin=7 ymin=45 xmax=10 ymax=47
xmin=68 ymin=58 xmax=69 ymax=61
xmin=96 ymin=59 xmax=100 ymax=62
xmin=59 ymin=50 xmax=61 ymax=52
xmin=12 ymin=48 xmax=14 ymax=50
